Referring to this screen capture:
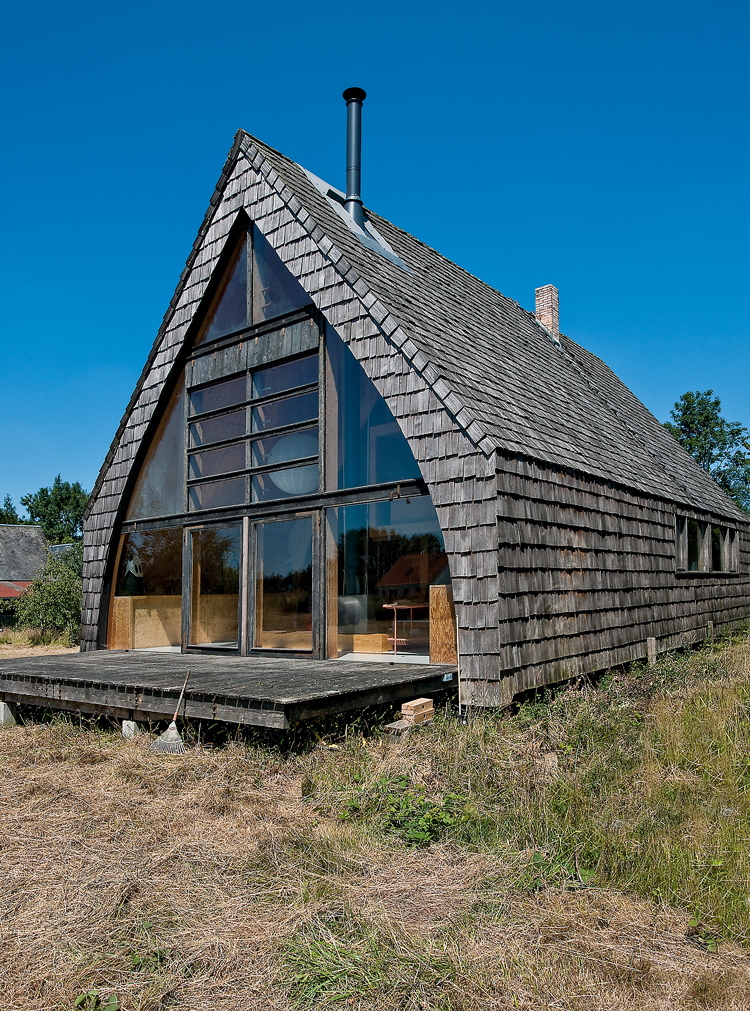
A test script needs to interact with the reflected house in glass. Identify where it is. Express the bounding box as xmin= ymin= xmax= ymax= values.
xmin=82 ymin=119 xmax=750 ymax=706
